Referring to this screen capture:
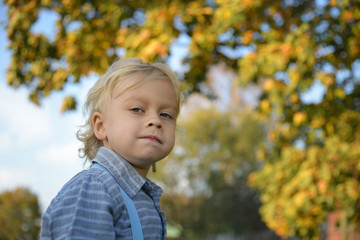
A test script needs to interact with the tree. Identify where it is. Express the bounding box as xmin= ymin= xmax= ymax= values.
xmin=154 ymin=106 xmax=268 ymax=238
xmin=4 ymin=0 xmax=360 ymax=239
xmin=0 ymin=187 xmax=42 ymax=240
